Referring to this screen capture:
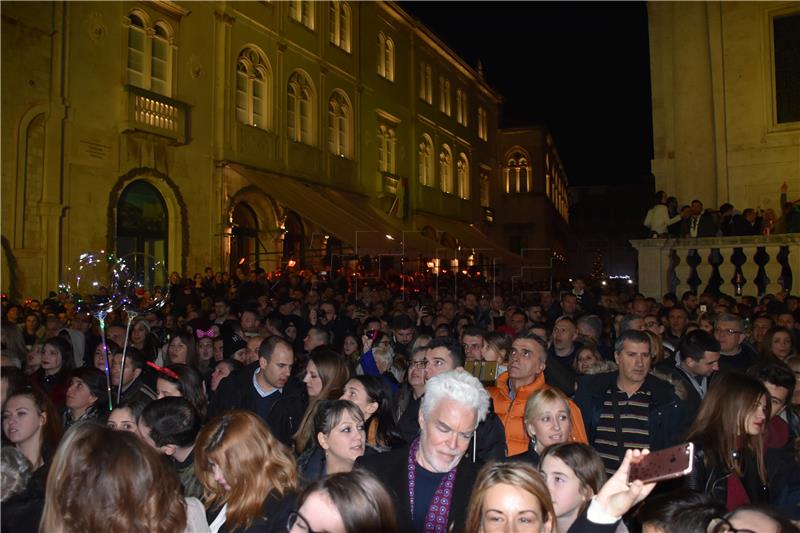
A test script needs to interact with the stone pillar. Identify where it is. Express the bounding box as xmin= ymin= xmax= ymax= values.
xmin=630 ymin=238 xmax=671 ymax=299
